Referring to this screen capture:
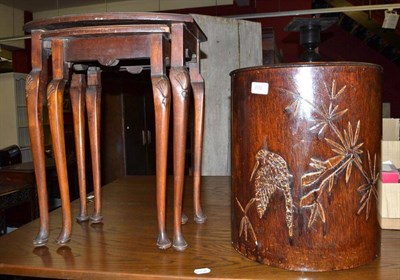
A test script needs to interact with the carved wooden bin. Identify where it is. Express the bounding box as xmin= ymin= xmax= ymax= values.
xmin=231 ymin=62 xmax=382 ymax=271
